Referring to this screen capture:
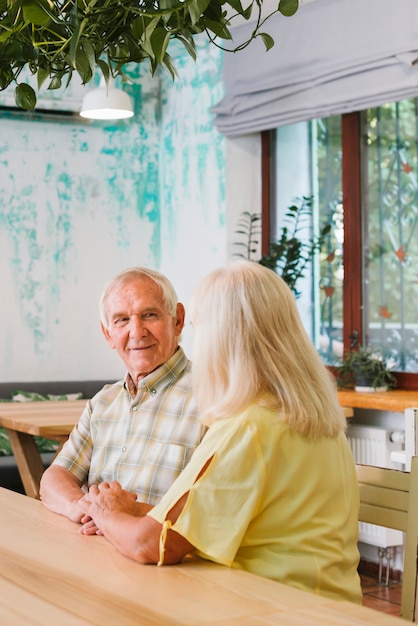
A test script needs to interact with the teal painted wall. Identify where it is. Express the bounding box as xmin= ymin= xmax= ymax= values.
xmin=159 ymin=37 xmax=226 ymax=347
xmin=0 ymin=38 xmax=225 ymax=381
